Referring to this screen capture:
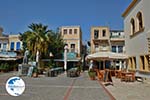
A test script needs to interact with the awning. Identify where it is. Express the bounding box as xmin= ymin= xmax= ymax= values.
xmin=86 ymin=51 xmax=128 ymax=60
xmin=0 ymin=58 xmax=18 ymax=61
xmin=54 ymin=58 xmax=81 ymax=62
